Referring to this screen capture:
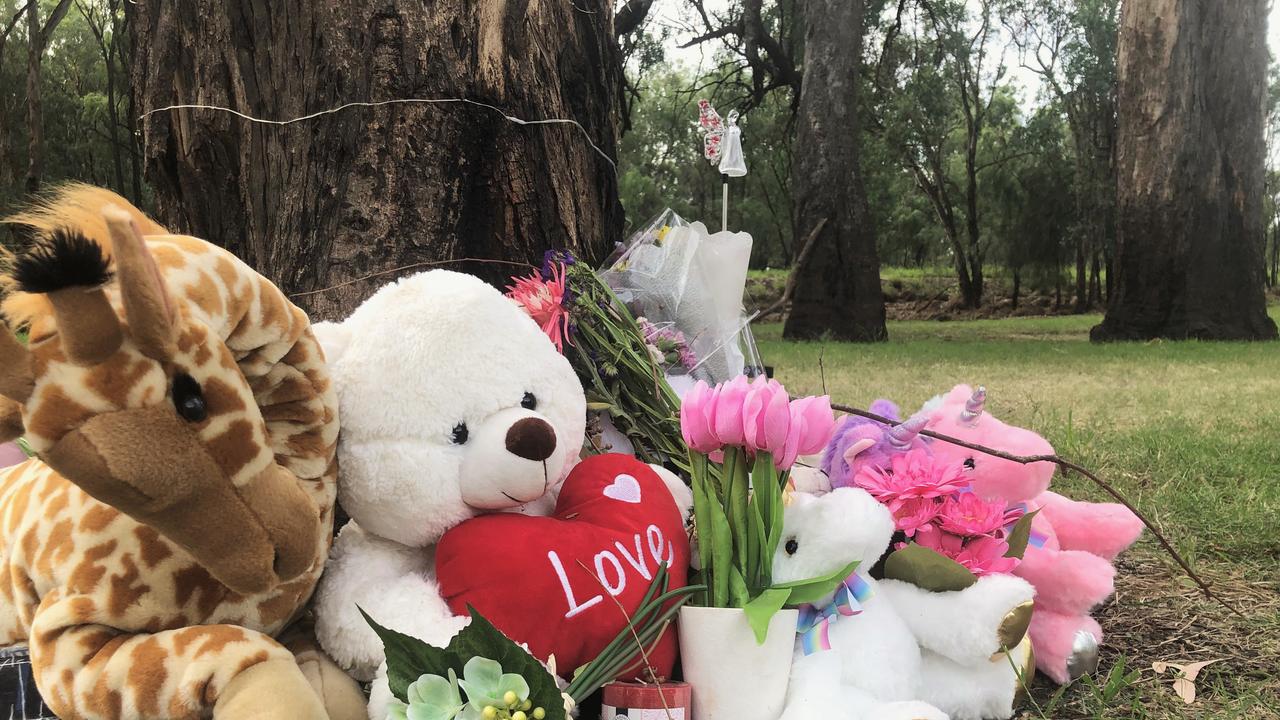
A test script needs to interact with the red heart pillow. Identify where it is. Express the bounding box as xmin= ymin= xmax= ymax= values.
xmin=436 ymin=454 xmax=689 ymax=680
